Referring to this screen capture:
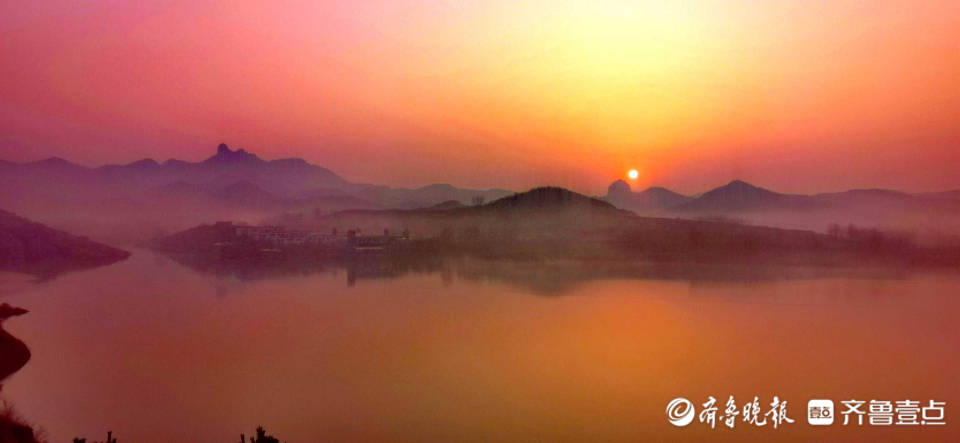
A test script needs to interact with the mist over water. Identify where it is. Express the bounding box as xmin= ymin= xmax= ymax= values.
xmin=1 ymin=251 xmax=957 ymax=441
